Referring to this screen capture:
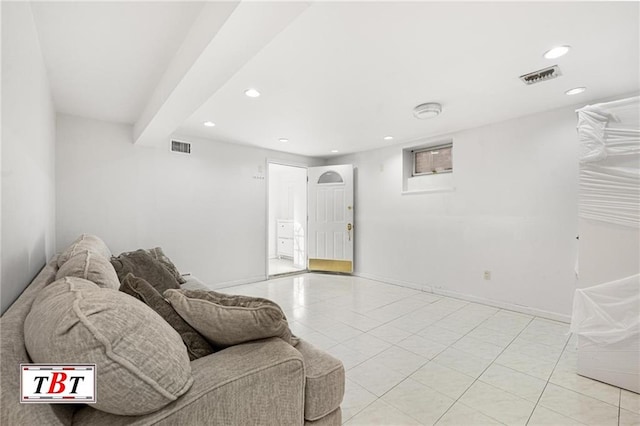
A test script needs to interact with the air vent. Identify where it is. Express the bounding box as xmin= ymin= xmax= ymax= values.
xmin=519 ymin=65 xmax=562 ymax=85
xmin=170 ymin=140 xmax=191 ymax=154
